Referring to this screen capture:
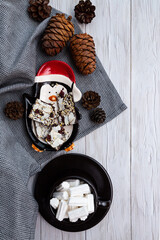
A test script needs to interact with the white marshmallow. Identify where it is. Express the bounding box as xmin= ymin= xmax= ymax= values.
xmin=70 ymin=218 xmax=78 ymax=222
xmin=50 ymin=198 xmax=59 ymax=209
xmin=53 ymin=191 xmax=69 ymax=200
xmin=64 ymin=212 xmax=68 ymax=219
xmin=69 ymin=184 xmax=91 ymax=197
xmin=52 ymin=179 xmax=95 ymax=223
xmin=67 ymin=179 xmax=80 ymax=187
xmin=68 ymin=197 xmax=88 ymax=207
xmin=86 ymin=194 xmax=95 ymax=214
xmin=56 ymin=200 xmax=68 ymax=221
xmin=74 ymin=193 xmax=84 ymax=197
xmin=68 ymin=206 xmax=78 ymax=211
xmin=68 ymin=206 xmax=88 ymax=222
xmin=80 ymin=216 xmax=88 ymax=221
xmin=56 ymin=181 xmax=70 ymax=191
